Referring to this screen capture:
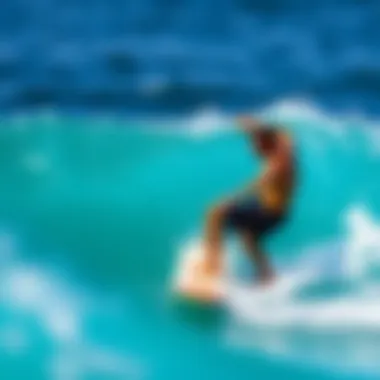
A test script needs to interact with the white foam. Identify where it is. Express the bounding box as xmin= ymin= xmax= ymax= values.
xmin=179 ymin=207 xmax=380 ymax=334
xmin=344 ymin=205 xmax=380 ymax=279
xmin=43 ymin=304 xmax=79 ymax=343
xmin=0 ymin=231 xmax=147 ymax=379
xmin=362 ymin=125 xmax=380 ymax=156
xmin=0 ymin=234 xmax=82 ymax=347
xmin=2 ymin=265 xmax=81 ymax=344
xmin=220 ymin=206 xmax=380 ymax=374
xmin=228 ymin=293 xmax=380 ymax=330
xmin=224 ymin=206 xmax=380 ymax=332
xmin=185 ymin=106 xmax=232 ymax=137
xmin=260 ymin=98 xmax=345 ymax=135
